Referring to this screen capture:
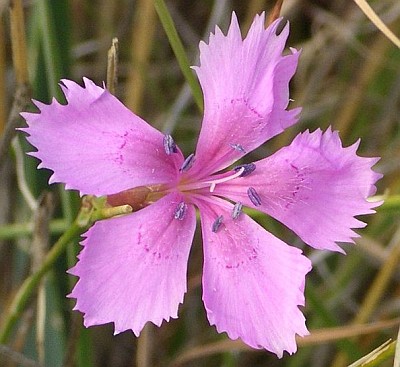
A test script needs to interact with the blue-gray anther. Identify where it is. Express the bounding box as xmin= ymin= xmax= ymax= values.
xmin=163 ymin=134 xmax=177 ymax=155
xmin=212 ymin=215 xmax=224 ymax=233
xmin=232 ymin=202 xmax=243 ymax=219
xmin=174 ymin=202 xmax=188 ymax=220
xmin=247 ymin=187 xmax=262 ymax=206
xmin=234 ymin=163 xmax=256 ymax=177
xmin=180 ymin=153 xmax=195 ymax=172
xmin=230 ymin=143 xmax=246 ymax=154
